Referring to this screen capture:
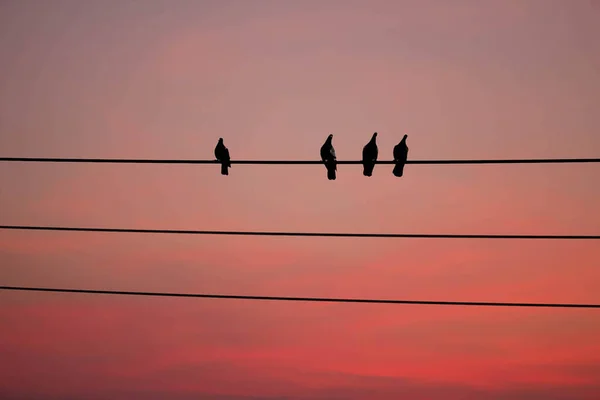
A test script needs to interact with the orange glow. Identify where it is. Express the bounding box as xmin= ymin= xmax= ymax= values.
xmin=1 ymin=1 xmax=599 ymax=398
